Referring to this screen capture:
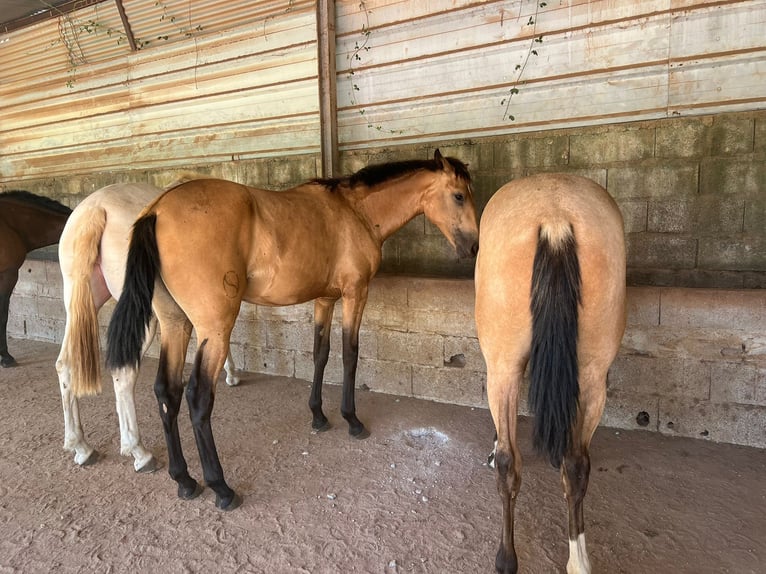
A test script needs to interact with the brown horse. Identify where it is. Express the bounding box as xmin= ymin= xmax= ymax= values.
xmin=55 ymin=182 xmax=239 ymax=472
xmin=475 ymin=174 xmax=626 ymax=574
xmin=0 ymin=190 xmax=72 ymax=367
xmin=106 ymin=149 xmax=478 ymax=510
